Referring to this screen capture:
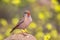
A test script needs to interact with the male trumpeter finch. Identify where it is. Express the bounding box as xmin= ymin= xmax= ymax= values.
xmin=10 ymin=10 xmax=32 ymax=33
